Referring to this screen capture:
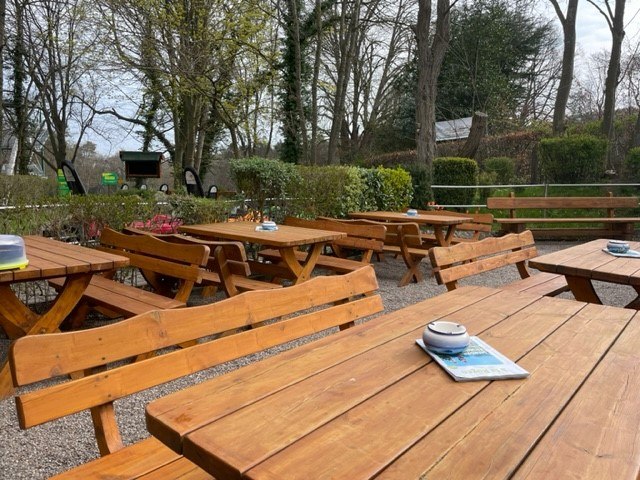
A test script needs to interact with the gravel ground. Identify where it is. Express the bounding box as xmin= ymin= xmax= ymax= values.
xmin=1 ymin=239 xmax=637 ymax=479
